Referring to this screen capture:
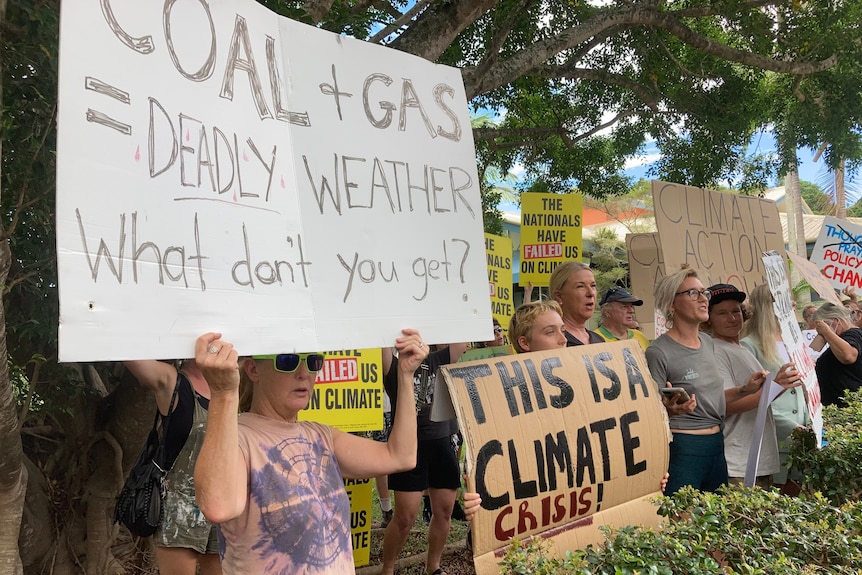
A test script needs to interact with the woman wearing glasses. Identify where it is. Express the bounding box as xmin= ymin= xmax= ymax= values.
xmin=811 ymin=303 xmax=862 ymax=407
xmin=645 ymin=267 xmax=727 ymax=494
xmin=193 ymin=331 xmax=479 ymax=575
